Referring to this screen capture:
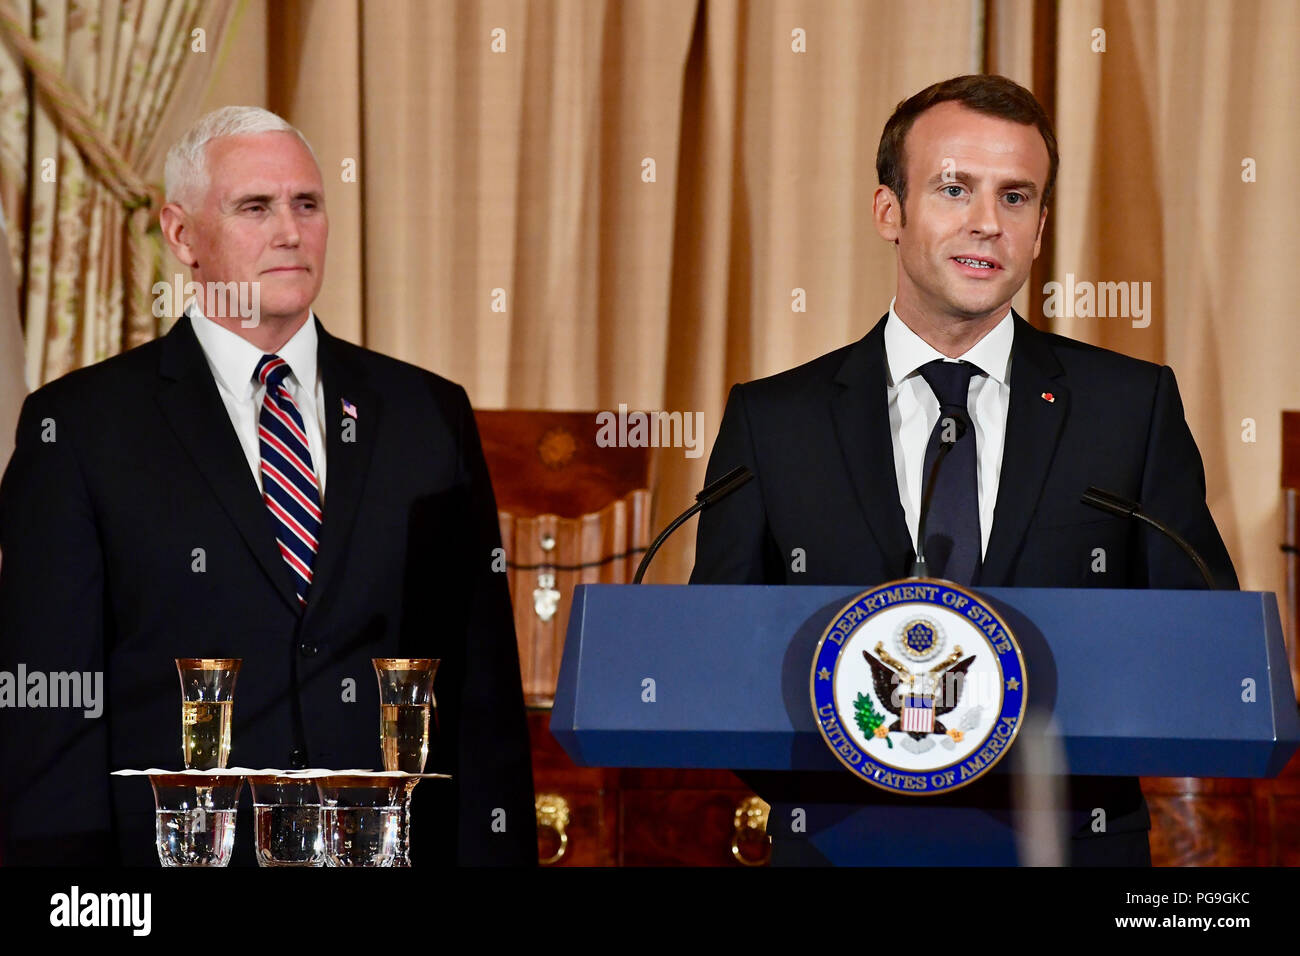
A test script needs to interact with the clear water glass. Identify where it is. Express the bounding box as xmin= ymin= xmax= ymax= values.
xmin=250 ymin=775 xmax=324 ymax=867
xmin=150 ymin=774 xmax=243 ymax=867
xmin=317 ymin=776 xmax=405 ymax=867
